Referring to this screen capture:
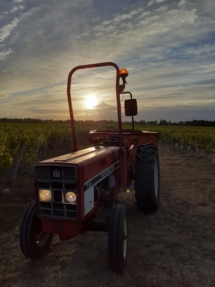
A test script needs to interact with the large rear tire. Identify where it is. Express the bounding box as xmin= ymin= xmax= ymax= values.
xmin=20 ymin=200 xmax=53 ymax=258
xmin=134 ymin=144 xmax=160 ymax=213
xmin=108 ymin=203 xmax=128 ymax=273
